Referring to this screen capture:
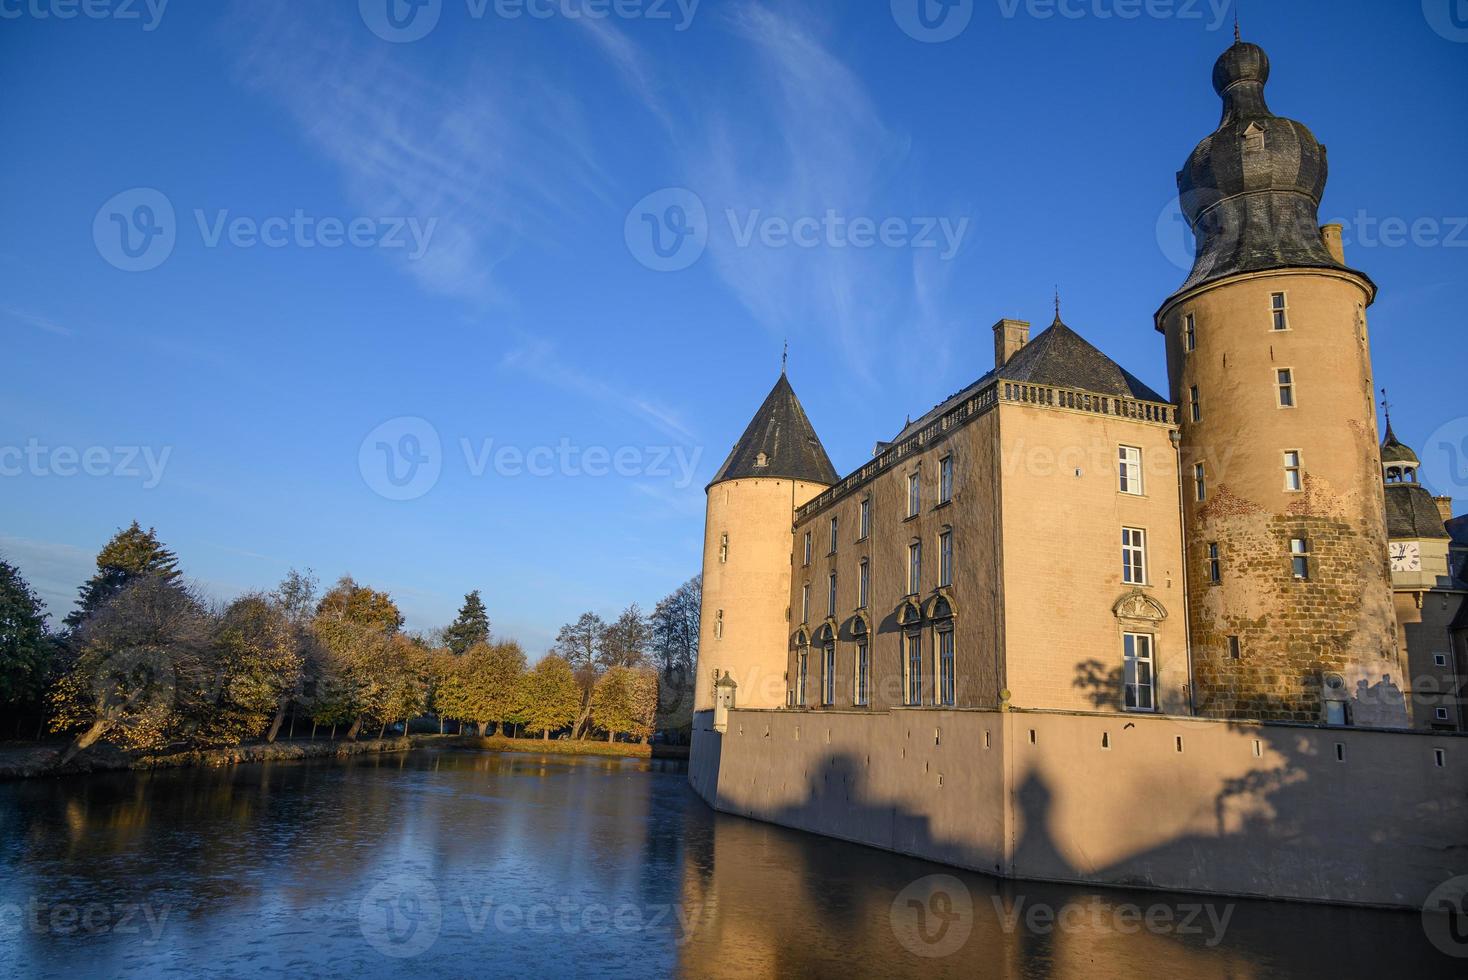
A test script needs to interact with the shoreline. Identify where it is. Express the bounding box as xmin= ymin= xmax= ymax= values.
xmin=0 ymin=733 xmax=689 ymax=781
